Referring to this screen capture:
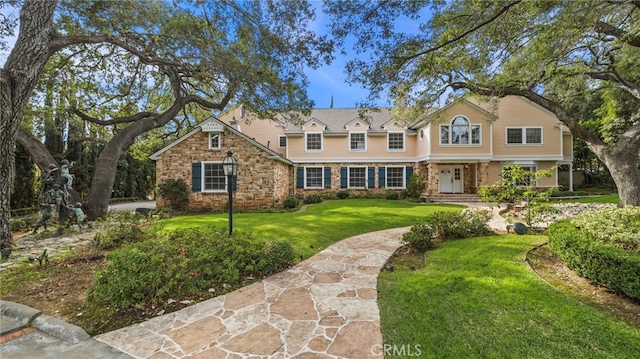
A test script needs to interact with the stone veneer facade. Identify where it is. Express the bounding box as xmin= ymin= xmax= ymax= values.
xmin=155 ymin=128 xmax=291 ymax=211
xmin=293 ymin=162 xmax=417 ymax=197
